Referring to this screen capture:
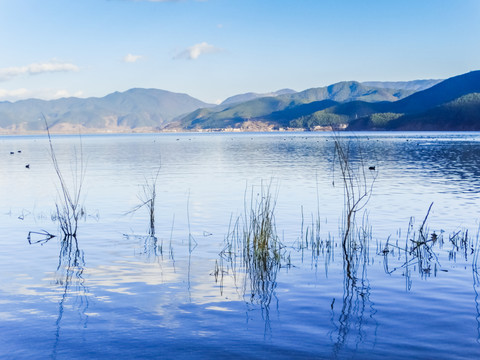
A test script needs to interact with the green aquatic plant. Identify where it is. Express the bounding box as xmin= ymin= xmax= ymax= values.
xmin=243 ymin=182 xmax=280 ymax=262
xmin=218 ymin=182 xmax=285 ymax=310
